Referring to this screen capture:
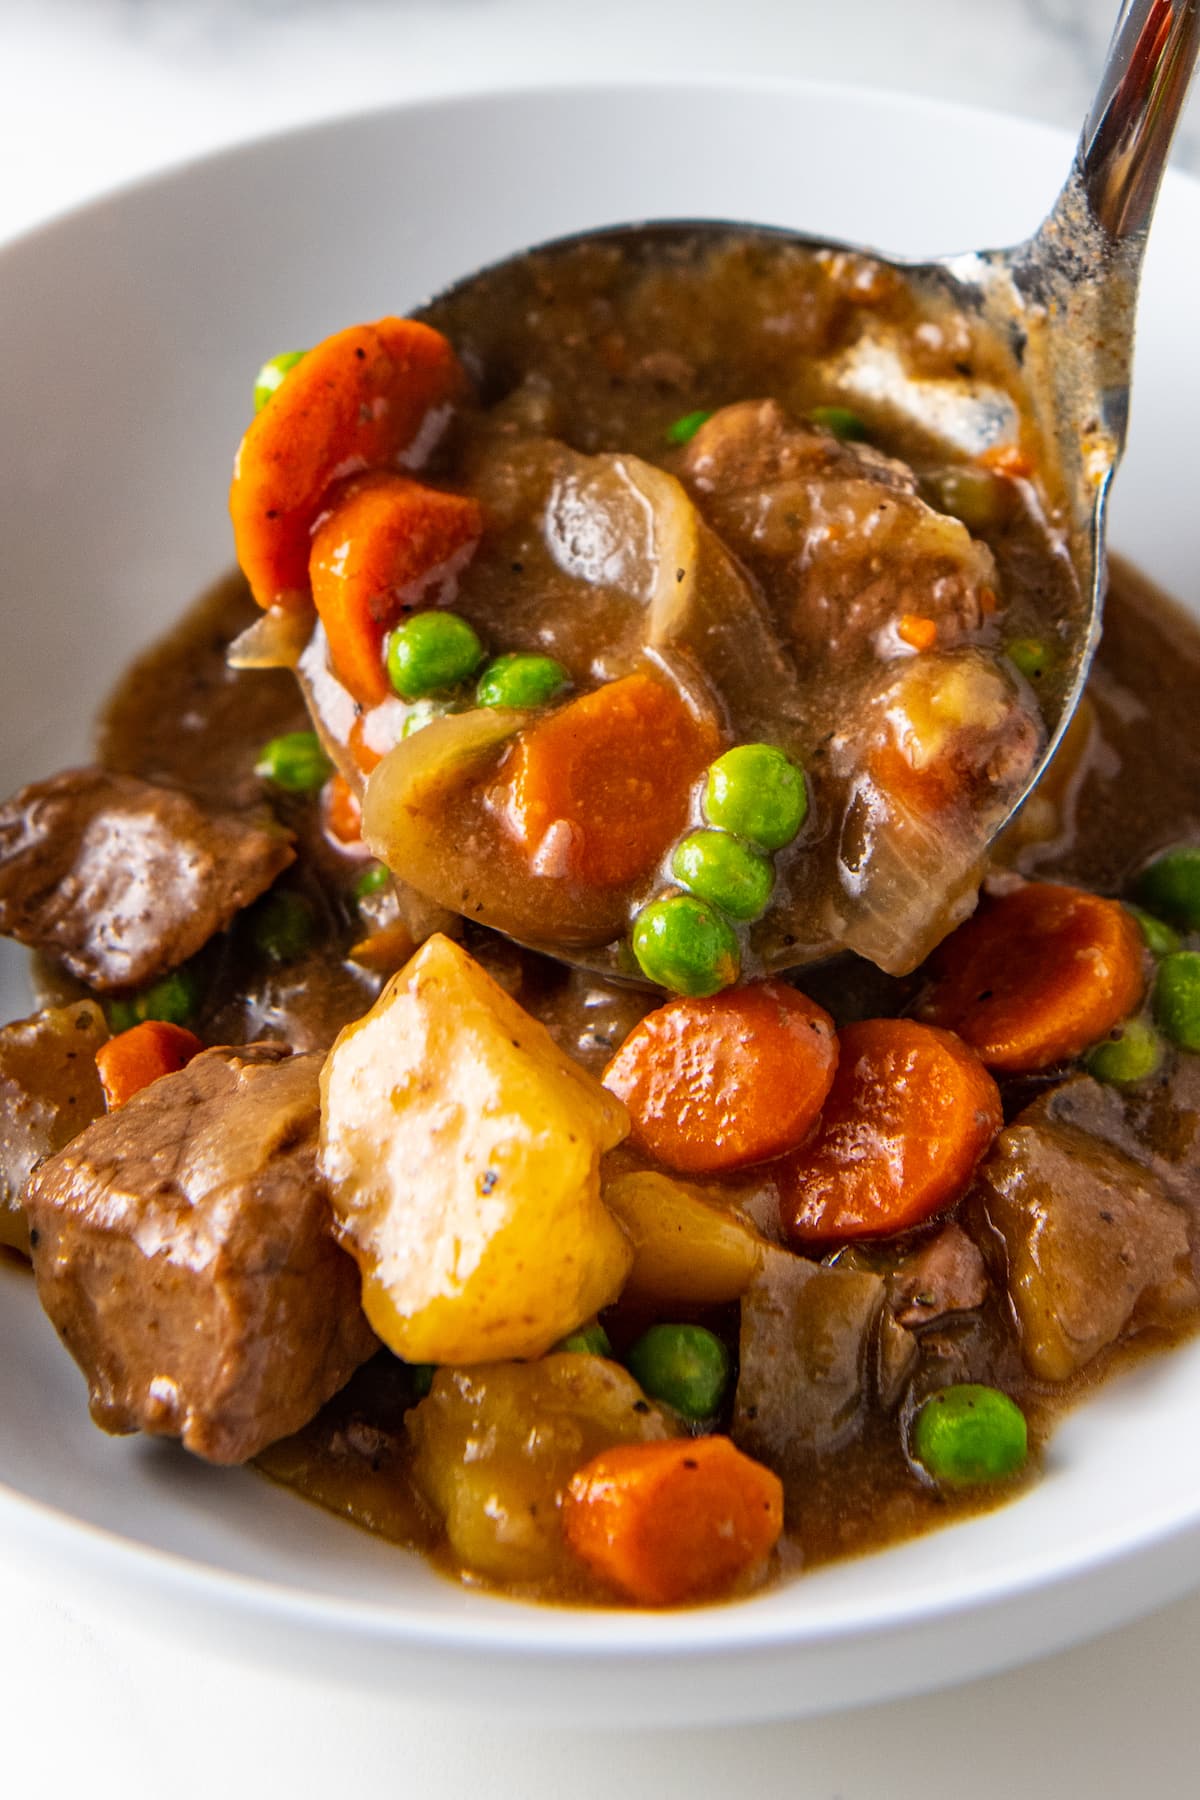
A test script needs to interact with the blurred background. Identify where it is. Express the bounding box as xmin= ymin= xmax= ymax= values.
xmin=3 ymin=0 xmax=1199 ymax=242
